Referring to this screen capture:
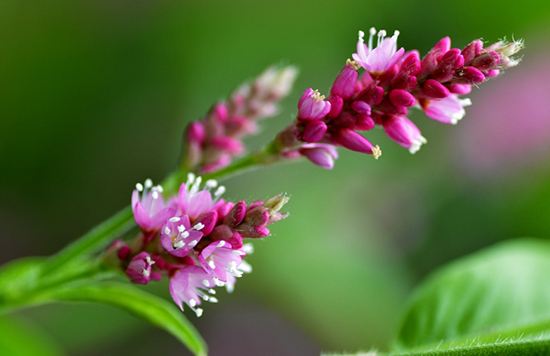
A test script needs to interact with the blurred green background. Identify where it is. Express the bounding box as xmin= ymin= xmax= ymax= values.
xmin=1 ymin=0 xmax=550 ymax=355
